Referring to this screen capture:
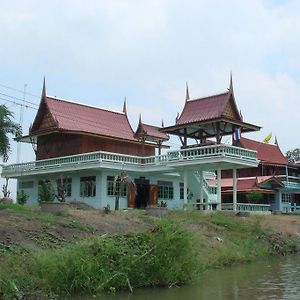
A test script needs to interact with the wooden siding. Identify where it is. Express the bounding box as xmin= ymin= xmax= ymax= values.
xmin=36 ymin=133 xmax=155 ymax=160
